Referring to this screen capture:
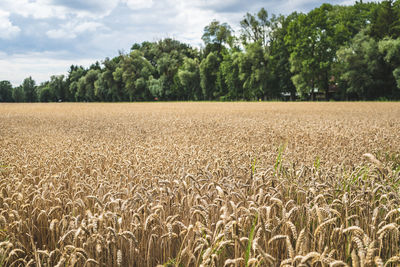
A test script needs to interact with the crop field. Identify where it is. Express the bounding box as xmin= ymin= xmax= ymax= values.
xmin=0 ymin=102 xmax=400 ymax=266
